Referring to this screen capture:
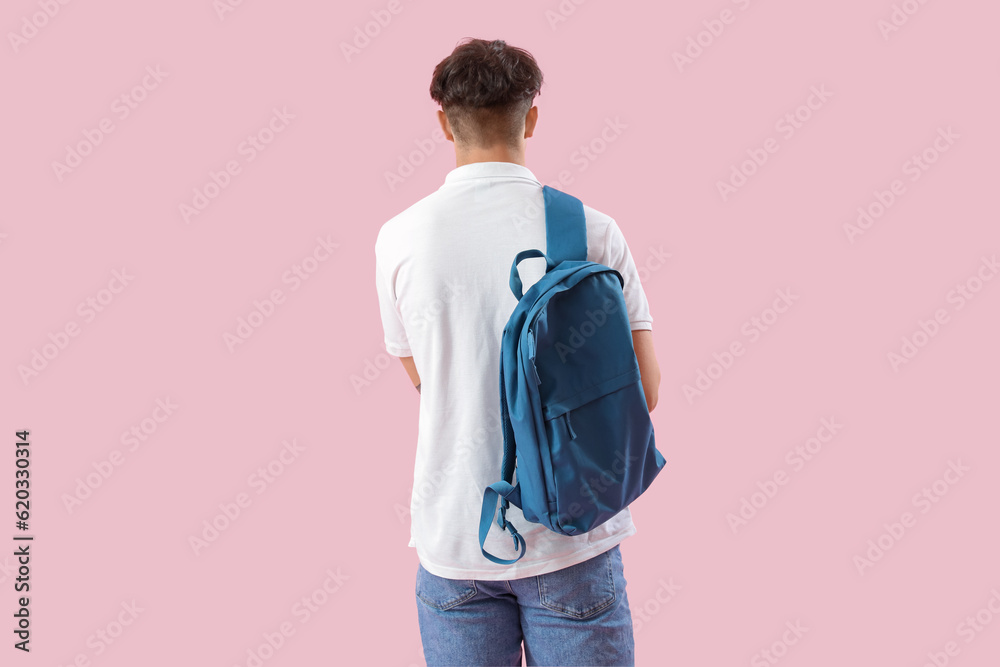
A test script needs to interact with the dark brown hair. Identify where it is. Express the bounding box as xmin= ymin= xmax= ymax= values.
xmin=429 ymin=38 xmax=544 ymax=149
